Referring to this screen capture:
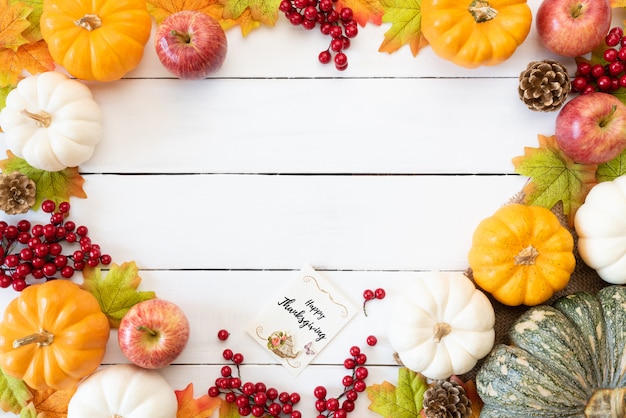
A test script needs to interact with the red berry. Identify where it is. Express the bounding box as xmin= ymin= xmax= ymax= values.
xmin=355 ymin=366 xmax=369 ymax=379
xmin=374 ymin=288 xmax=386 ymax=299
xmin=609 ymin=61 xmax=624 ymax=76
xmin=604 ymin=47 xmax=619 ymax=62
xmin=339 ymin=7 xmax=353 ymax=21
xmin=314 ymin=385 xmax=327 ymax=399
xmin=349 ymin=345 xmax=361 ymax=356
xmin=572 ymin=76 xmax=588 ymax=92
xmin=591 ymin=64 xmax=606 ymax=78
xmin=221 ymin=365 xmax=232 ymax=377
xmin=58 ymin=201 xmax=71 ymax=213
xmin=41 ymin=200 xmax=56 ymax=213
xmin=232 ymin=353 xmax=244 ymax=364
xmin=366 ymin=335 xmax=378 ymax=346
xmin=289 ymin=392 xmax=301 ymax=404
xmin=597 ymin=75 xmax=612 ymax=91
xmin=363 ymin=289 xmax=375 ymax=300
xmin=319 ymin=50 xmax=332 ymax=64
xmin=222 ymin=348 xmax=233 ymax=360
xmin=353 ymin=379 xmax=367 ymax=392
xmin=326 ymin=398 xmax=340 ymax=411
xmin=208 ymin=386 xmax=220 ymax=397
xmin=217 ymin=329 xmax=230 ymax=340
